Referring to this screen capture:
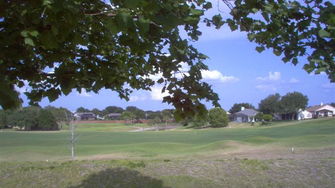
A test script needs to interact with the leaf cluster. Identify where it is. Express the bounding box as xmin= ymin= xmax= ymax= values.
xmin=183 ymin=107 xmax=228 ymax=128
xmin=208 ymin=107 xmax=229 ymax=127
xmin=258 ymin=93 xmax=281 ymax=115
xmin=258 ymin=91 xmax=308 ymax=114
xmin=3 ymin=106 xmax=59 ymax=130
xmin=222 ymin=0 xmax=335 ymax=81
xmin=229 ymin=103 xmax=256 ymax=114
xmin=0 ymin=0 xmax=219 ymax=119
